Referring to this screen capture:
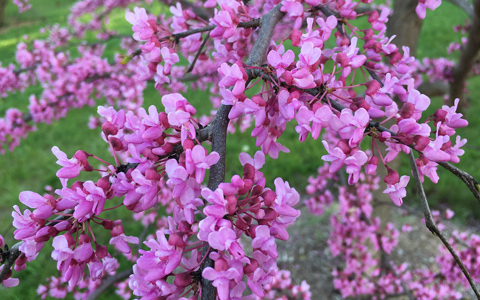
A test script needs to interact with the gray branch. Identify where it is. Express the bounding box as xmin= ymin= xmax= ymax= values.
xmin=408 ymin=151 xmax=480 ymax=299
xmin=200 ymin=4 xmax=285 ymax=300
xmin=446 ymin=0 xmax=475 ymax=19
